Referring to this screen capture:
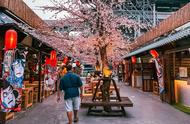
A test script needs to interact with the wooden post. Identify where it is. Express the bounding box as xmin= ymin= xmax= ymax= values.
xmin=171 ymin=53 xmax=176 ymax=104
xmin=141 ymin=60 xmax=144 ymax=91
xmin=41 ymin=55 xmax=45 ymax=102
xmin=38 ymin=51 xmax=42 ymax=102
